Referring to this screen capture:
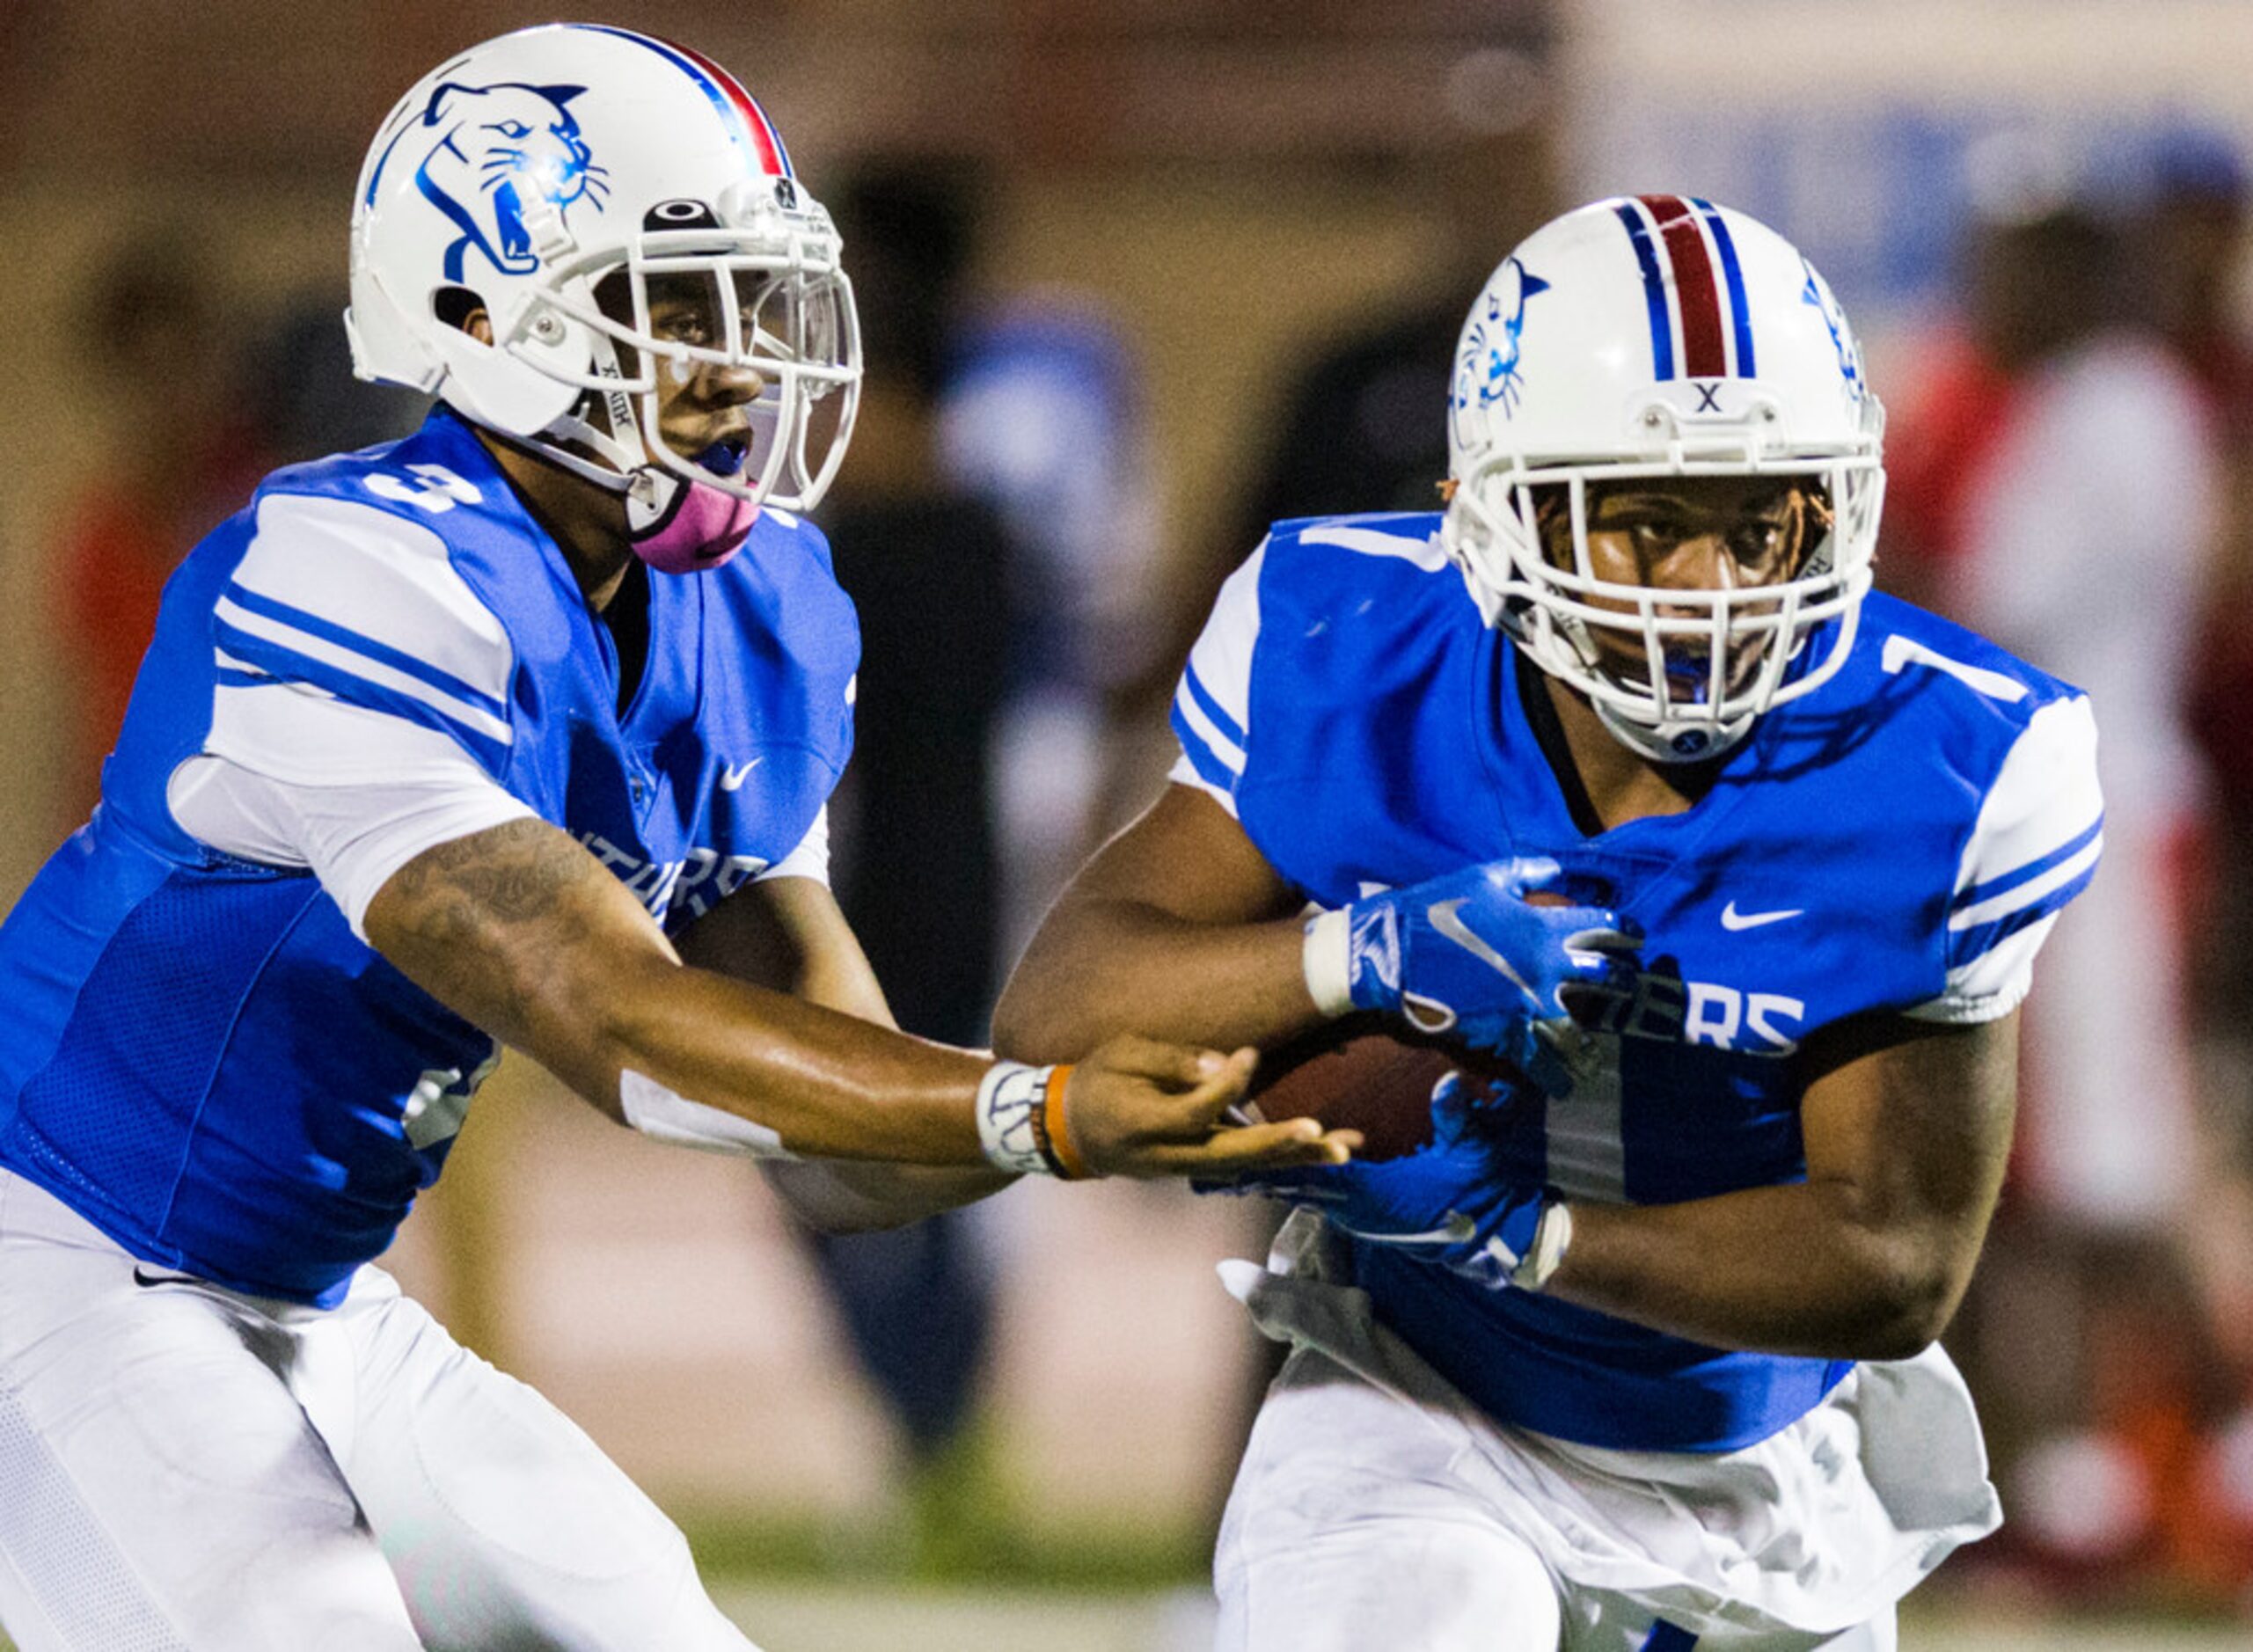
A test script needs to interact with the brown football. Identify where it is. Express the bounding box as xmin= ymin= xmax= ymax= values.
xmin=1247 ymin=1017 xmax=1519 ymax=1160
